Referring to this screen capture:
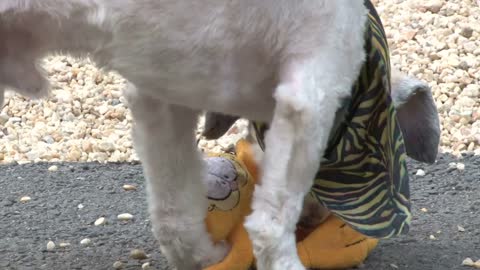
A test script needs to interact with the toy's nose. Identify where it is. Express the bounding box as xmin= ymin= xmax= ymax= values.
xmin=206 ymin=157 xmax=237 ymax=180
xmin=205 ymin=156 xmax=240 ymax=199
